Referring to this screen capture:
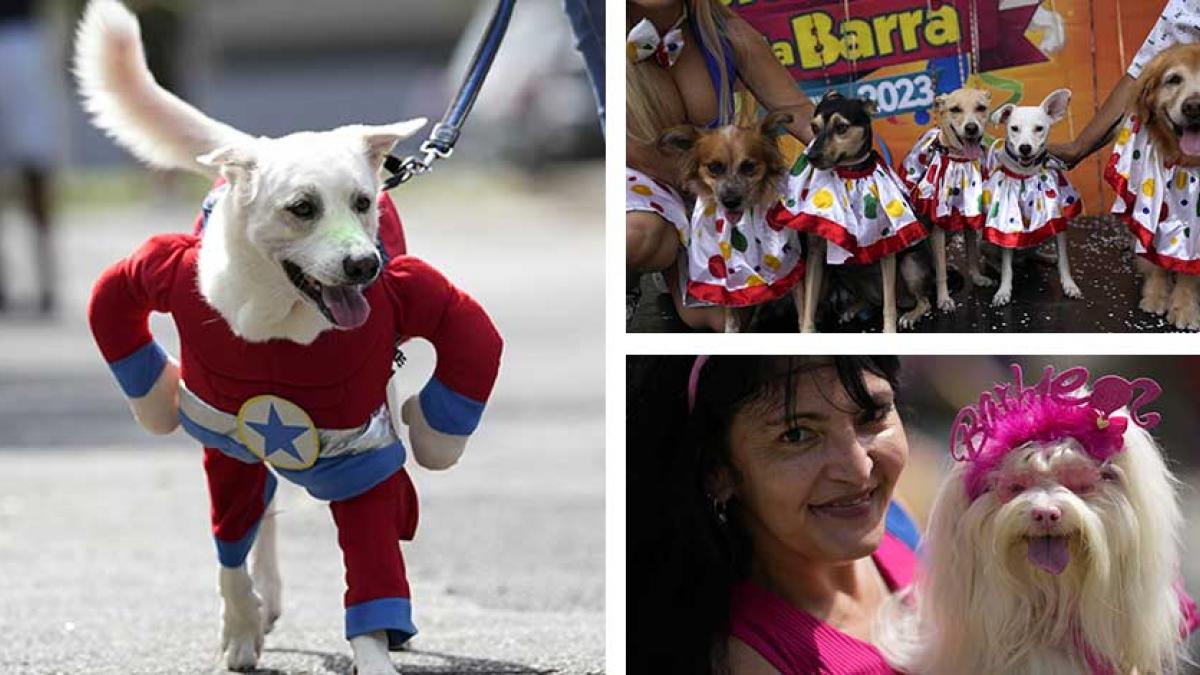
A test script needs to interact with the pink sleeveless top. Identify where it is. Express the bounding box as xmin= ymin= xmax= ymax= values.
xmin=728 ymin=532 xmax=916 ymax=674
